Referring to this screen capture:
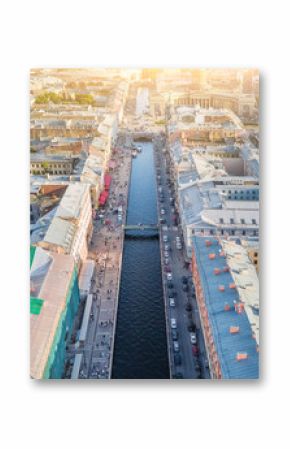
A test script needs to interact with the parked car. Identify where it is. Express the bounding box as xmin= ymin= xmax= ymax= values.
xmin=174 ymin=354 xmax=182 ymax=366
xmin=164 ymin=244 xmax=170 ymax=251
xmin=169 ymin=298 xmax=175 ymax=307
xmin=163 ymin=235 xmax=168 ymax=243
xmin=164 ymin=258 xmax=169 ymax=265
xmin=170 ymin=318 xmax=177 ymax=329
xmin=161 ymin=209 xmax=165 ymax=215
xmin=185 ymin=302 xmax=192 ymax=312
xmin=167 ymin=273 xmax=173 ymax=281
xmin=167 ymin=281 xmax=174 ymax=289
xmin=164 ymin=251 xmax=169 ymax=258
xmin=182 ymin=276 xmax=188 ymax=284
xmin=171 ymin=329 xmax=179 ymax=341
xmin=192 ymin=345 xmax=199 ymax=355
xmin=182 ymin=284 xmax=189 ymax=292
xmin=165 ymin=265 xmax=171 ymax=273
xmin=190 ymin=333 xmax=197 ymax=344
xmin=173 ymin=373 xmax=183 ymax=379
xmin=173 ymin=341 xmax=180 ymax=352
